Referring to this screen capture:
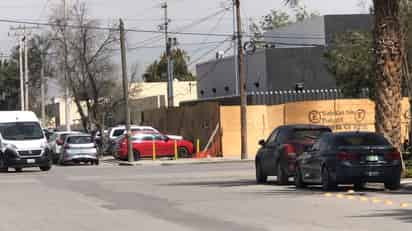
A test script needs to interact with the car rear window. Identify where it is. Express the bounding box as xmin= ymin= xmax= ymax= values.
xmin=291 ymin=129 xmax=330 ymax=141
xmin=113 ymin=129 xmax=125 ymax=137
xmin=335 ymin=134 xmax=390 ymax=146
xmin=67 ymin=136 xmax=93 ymax=144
